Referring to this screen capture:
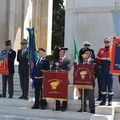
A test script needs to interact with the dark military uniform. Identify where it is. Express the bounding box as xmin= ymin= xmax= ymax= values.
xmin=1 ymin=48 xmax=16 ymax=98
xmin=32 ymin=57 xmax=50 ymax=109
xmin=17 ymin=48 xmax=29 ymax=99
